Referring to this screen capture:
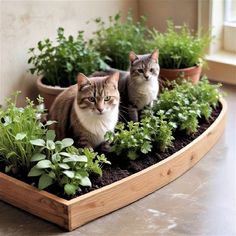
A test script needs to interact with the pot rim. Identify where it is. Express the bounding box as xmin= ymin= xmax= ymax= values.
xmin=160 ymin=65 xmax=202 ymax=72
xmin=36 ymin=76 xmax=67 ymax=92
